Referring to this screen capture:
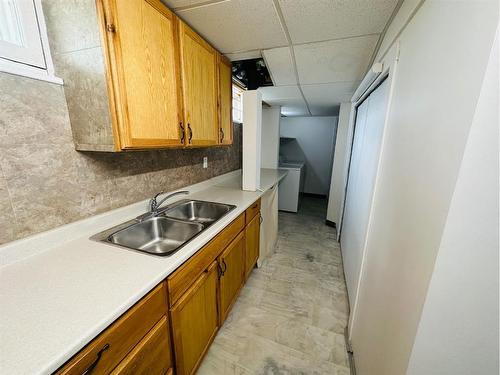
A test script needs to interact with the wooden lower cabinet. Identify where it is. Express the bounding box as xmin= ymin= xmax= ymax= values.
xmin=245 ymin=213 xmax=261 ymax=278
xmin=111 ymin=316 xmax=172 ymax=375
xmin=56 ymin=284 xmax=167 ymax=375
xmin=170 ymin=261 xmax=219 ymax=375
xmin=218 ymin=231 xmax=245 ymax=323
xmin=56 ymin=201 xmax=262 ymax=375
